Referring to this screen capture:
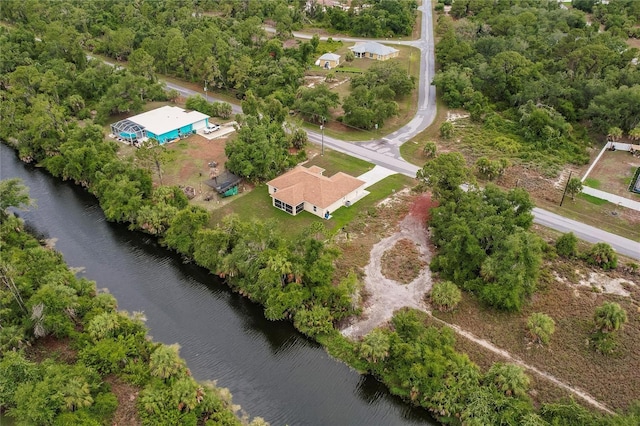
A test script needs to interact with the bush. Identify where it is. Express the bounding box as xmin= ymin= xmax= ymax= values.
xmin=430 ymin=281 xmax=462 ymax=312
xmin=440 ymin=121 xmax=454 ymax=139
xmin=584 ymin=242 xmax=617 ymax=271
xmin=527 ymin=312 xmax=555 ymax=345
xmin=555 ymin=232 xmax=578 ymax=258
